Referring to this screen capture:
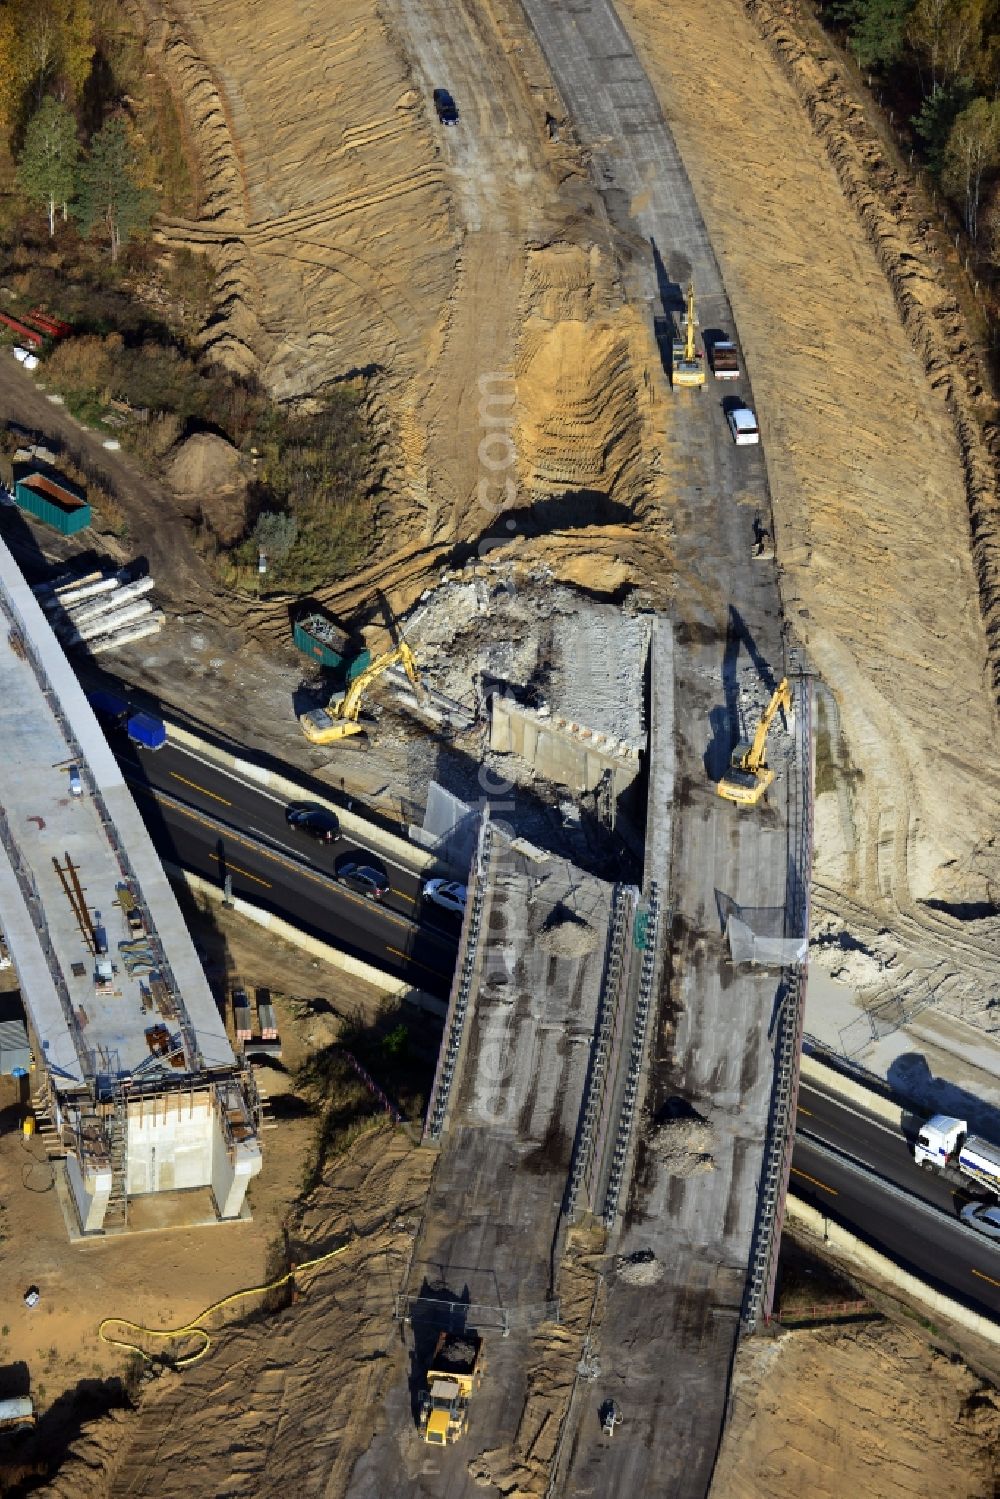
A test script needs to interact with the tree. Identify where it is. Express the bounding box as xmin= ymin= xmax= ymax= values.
xmin=913 ymin=77 xmax=973 ymax=172
xmin=942 ymin=95 xmax=1000 ymax=236
xmin=73 ymin=114 xmax=155 ymax=262
xmin=17 ymin=96 xmax=79 ymax=235
xmin=831 ymin=0 xmax=915 ymax=68
xmin=0 ymin=0 xmax=94 ymax=133
xmin=251 ymin=511 xmax=298 ymax=570
xmin=908 ymin=0 xmax=986 ymax=93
